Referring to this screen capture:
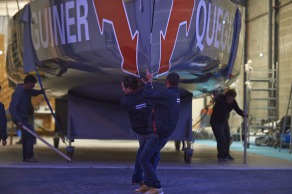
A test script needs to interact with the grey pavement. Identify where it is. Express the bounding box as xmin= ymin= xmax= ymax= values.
xmin=0 ymin=137 xmax=292 ymax=194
